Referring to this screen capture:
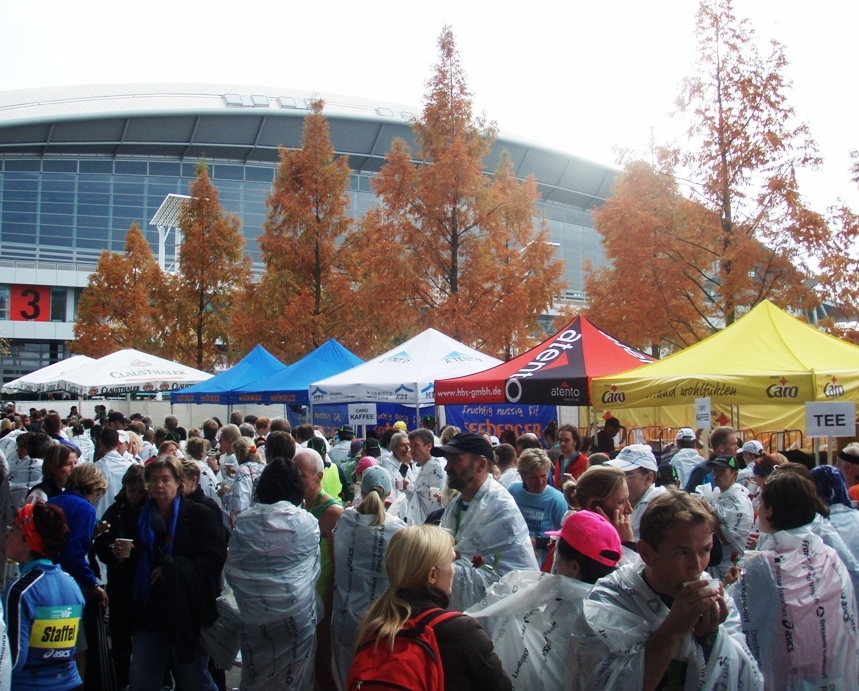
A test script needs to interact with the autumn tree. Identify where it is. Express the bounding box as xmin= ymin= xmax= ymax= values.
xmin=230 ymin=100 xmax=375 ymax=361
xmin=675 ymin=0 xmax=824 ymax=326
xmin=586 ymin=156 xmax=717 ymax=355
xmin=357 ymin=26 xmax=565 ymax=358
xmin=72 ymin=223 xmax=162 ymax=357
xmin=817 ymin=151 xmax=859 ymax=343
xmin=161 ymin=162 xmax=250 ymax=371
